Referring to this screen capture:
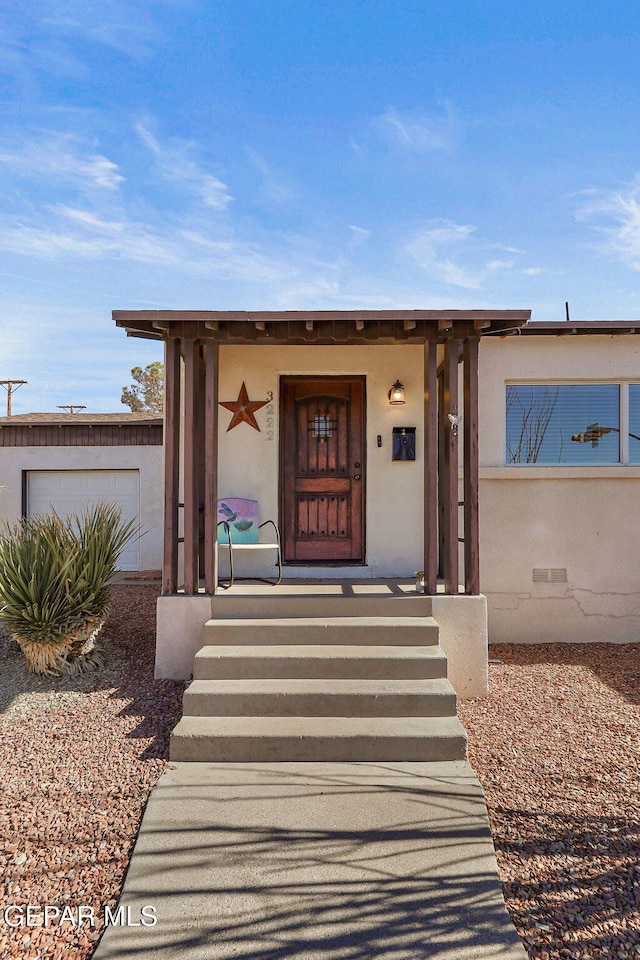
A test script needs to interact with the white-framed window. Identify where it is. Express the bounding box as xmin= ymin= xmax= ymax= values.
xmin=505 ymin=383 xmax=640 ymax=465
